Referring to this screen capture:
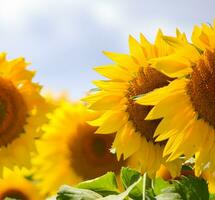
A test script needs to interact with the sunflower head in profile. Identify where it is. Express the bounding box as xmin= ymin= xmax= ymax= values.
xmin=0 ymin=53 xmax=50 ymax=172
xmin=137 ymin=20 xmax=215 ymax=176
xmin=0 ymin=168 xmax=42 ymax=200
xmin=83 ymin=30 xmax=187 ymax=178
xmin=33 ymin=100 xmax=125 ymax=195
